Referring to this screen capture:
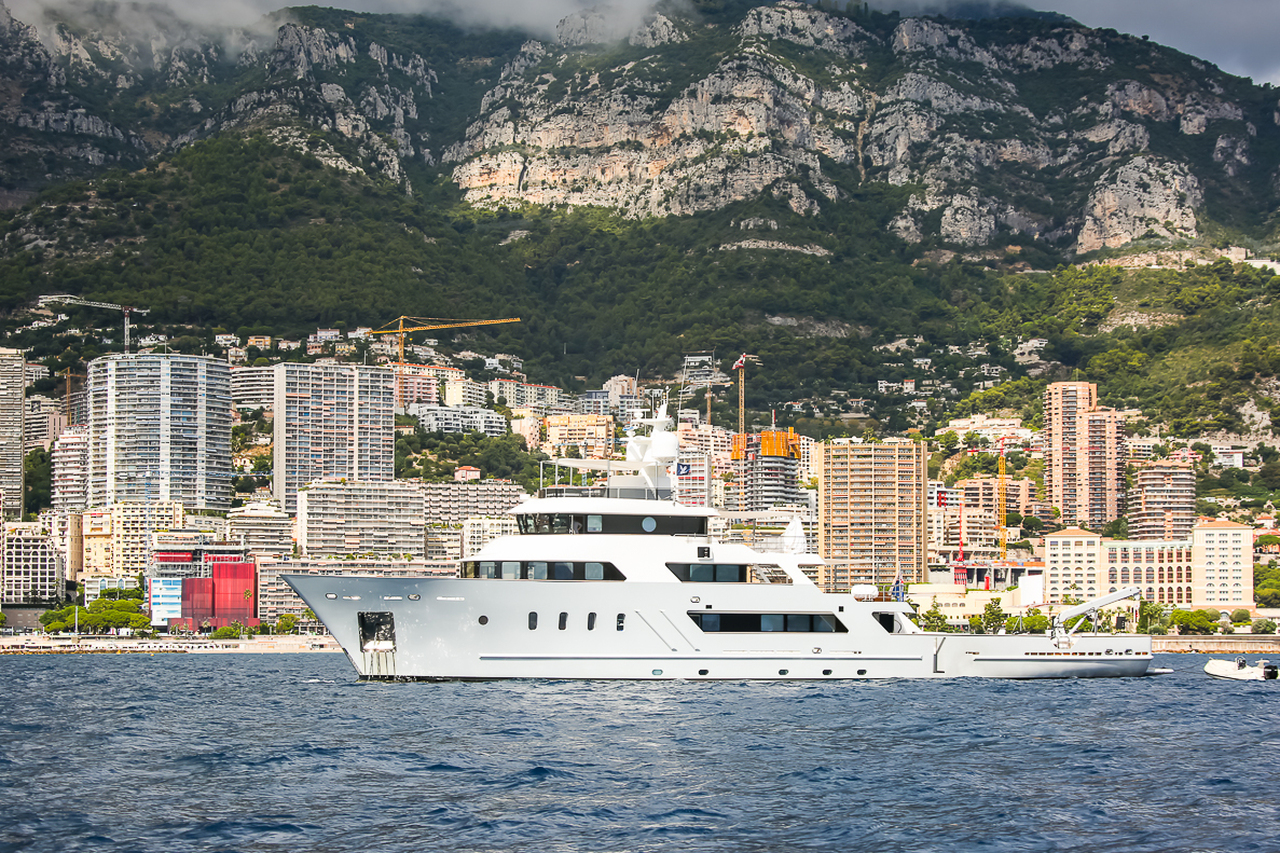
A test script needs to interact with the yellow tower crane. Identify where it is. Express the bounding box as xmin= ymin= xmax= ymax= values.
xmin=371 ymin=315 xmax=521 ymax=407
xmin=55 ymin=367 xmax=86 ymax=422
